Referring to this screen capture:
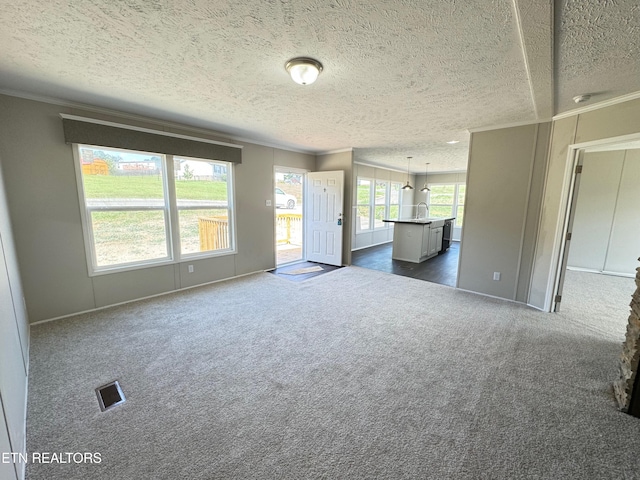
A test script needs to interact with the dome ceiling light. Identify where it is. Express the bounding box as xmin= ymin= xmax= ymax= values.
xmin=285 ymin=57 xmax=323 ymax=85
